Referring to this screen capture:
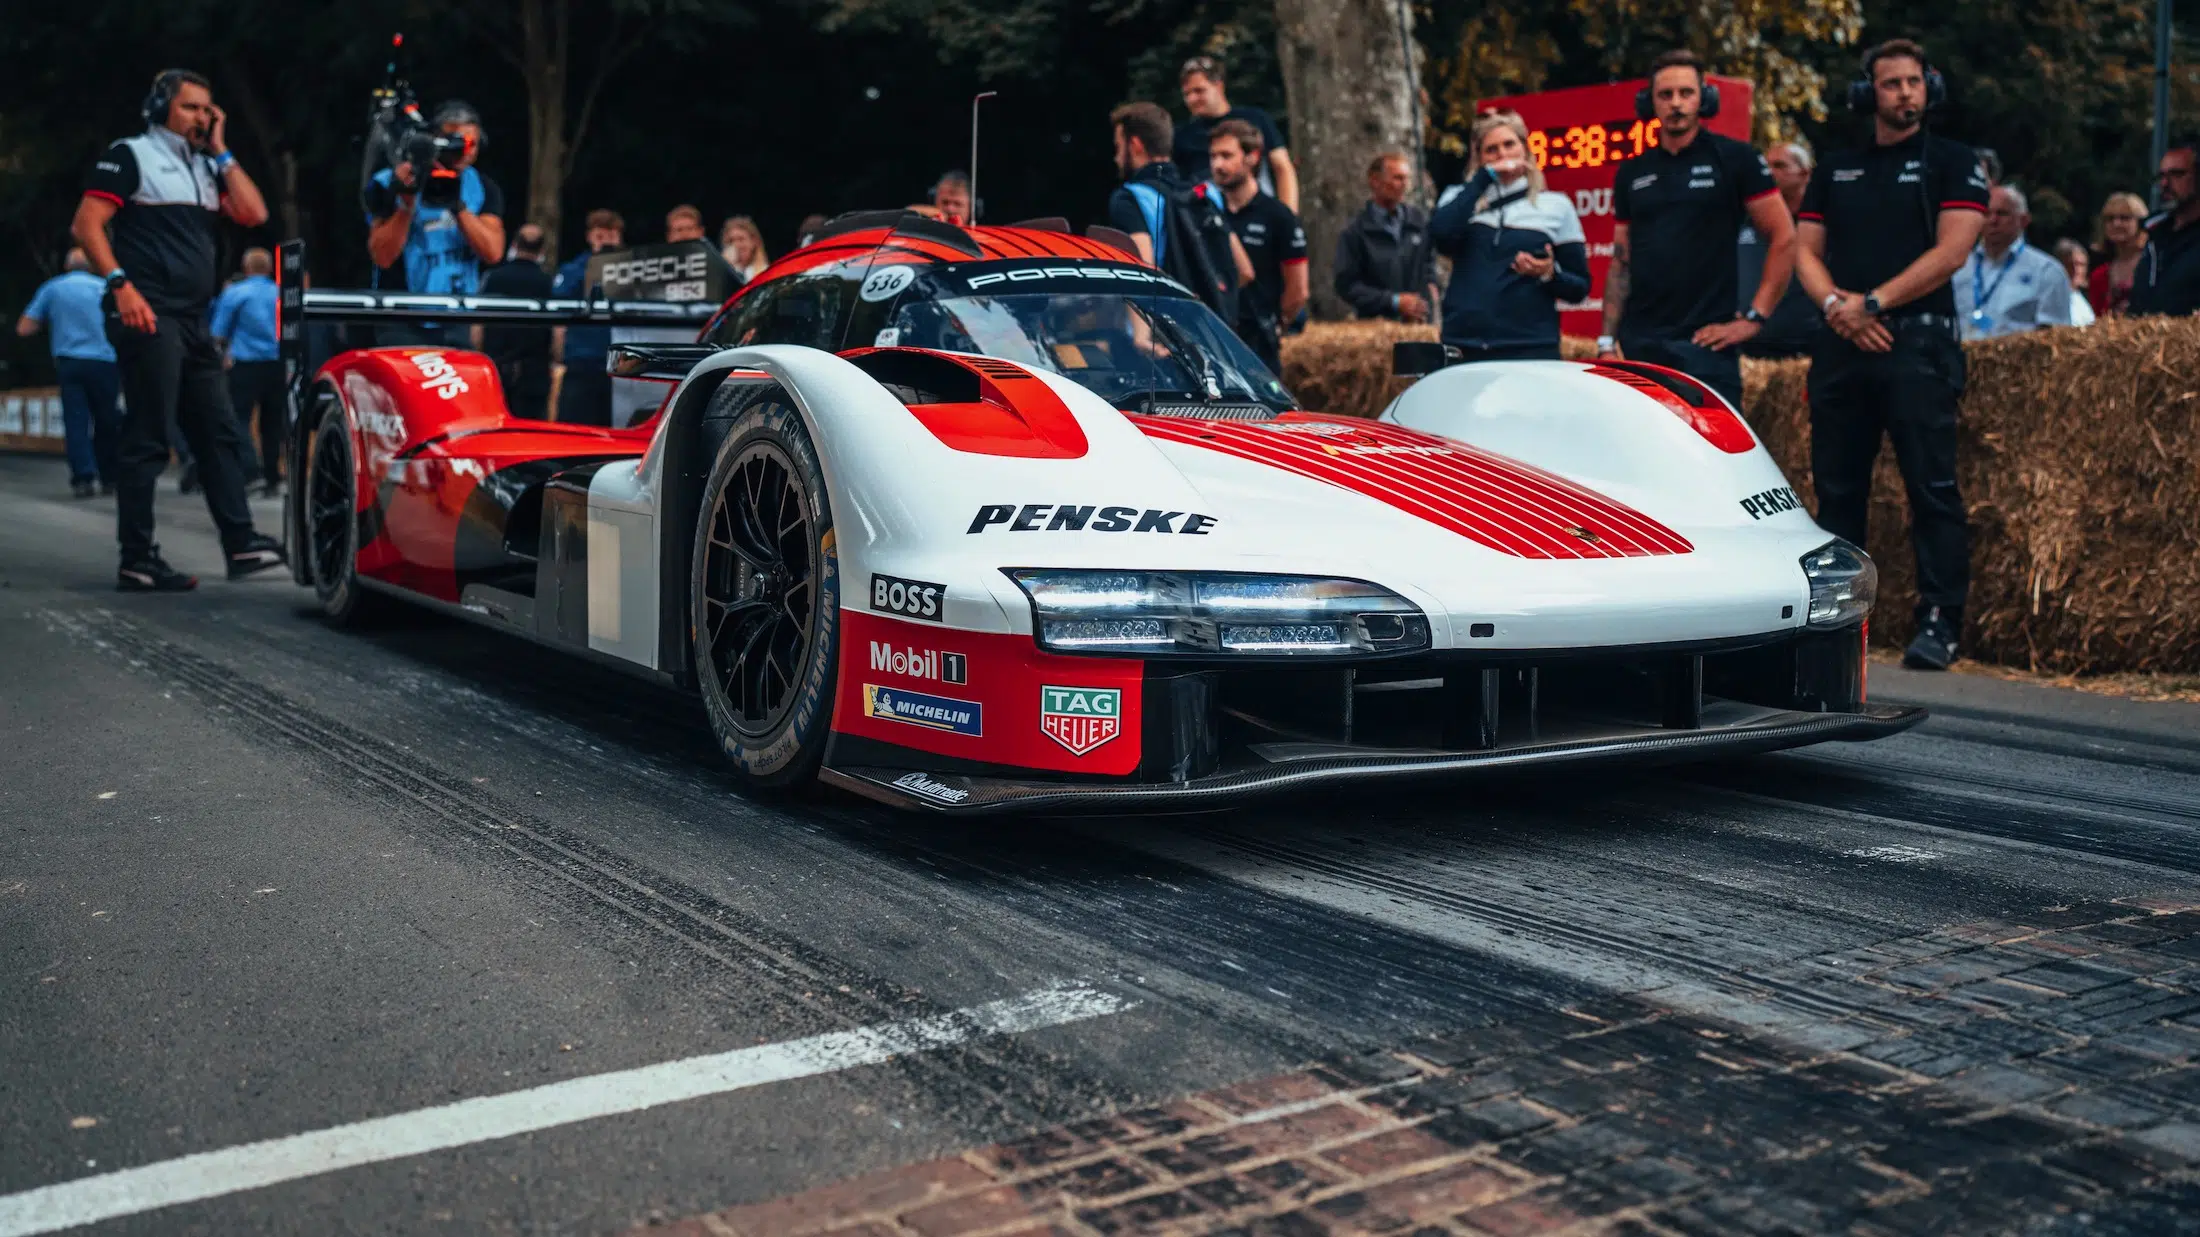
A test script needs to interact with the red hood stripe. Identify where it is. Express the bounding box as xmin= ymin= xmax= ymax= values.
xmin=1135 ymin=415 xmax=1691 ymax=559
